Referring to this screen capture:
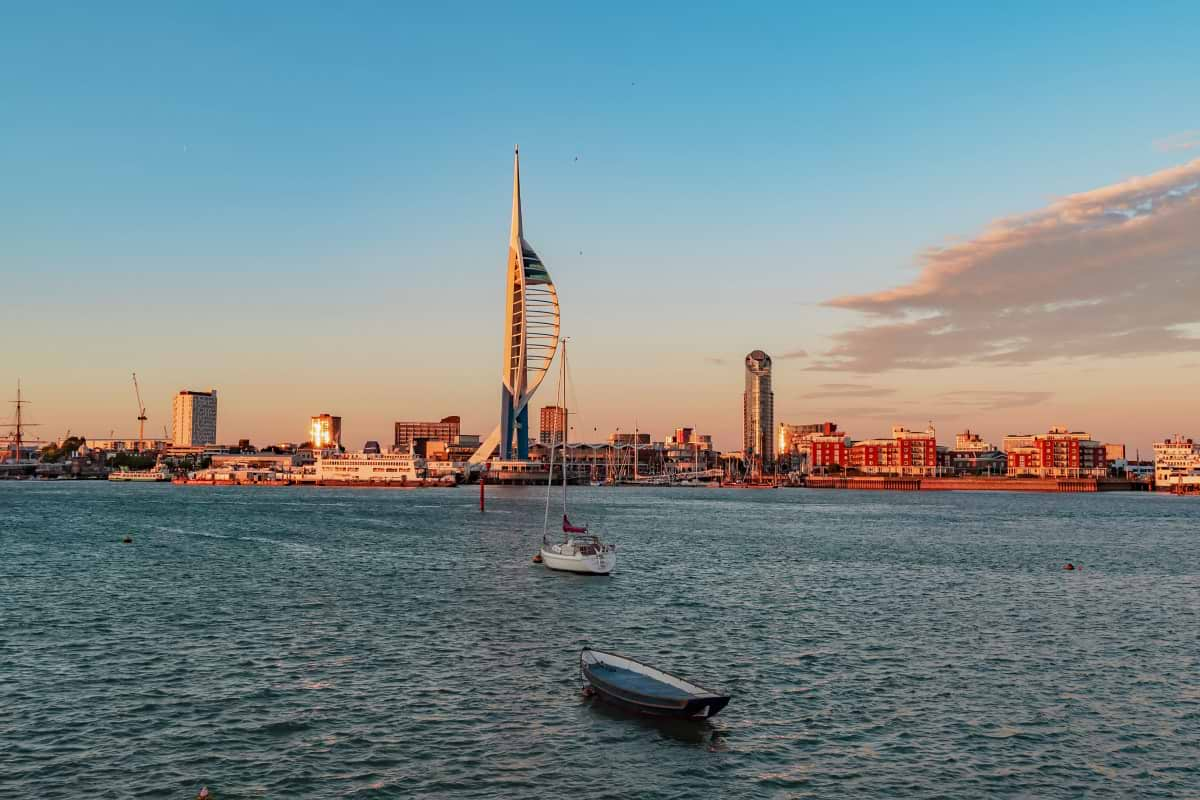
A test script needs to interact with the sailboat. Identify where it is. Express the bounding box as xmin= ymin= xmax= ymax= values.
xmin=539 ymin=340 xmax=616 ymax=575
